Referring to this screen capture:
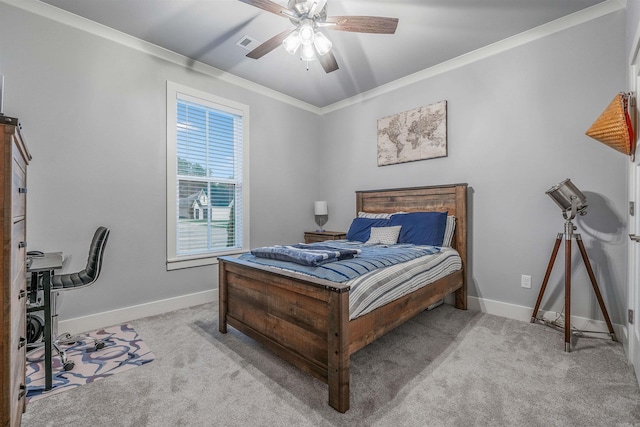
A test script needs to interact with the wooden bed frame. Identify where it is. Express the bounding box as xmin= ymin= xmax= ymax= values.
xmin=218 ymin=183 xmax=468 ymax=412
